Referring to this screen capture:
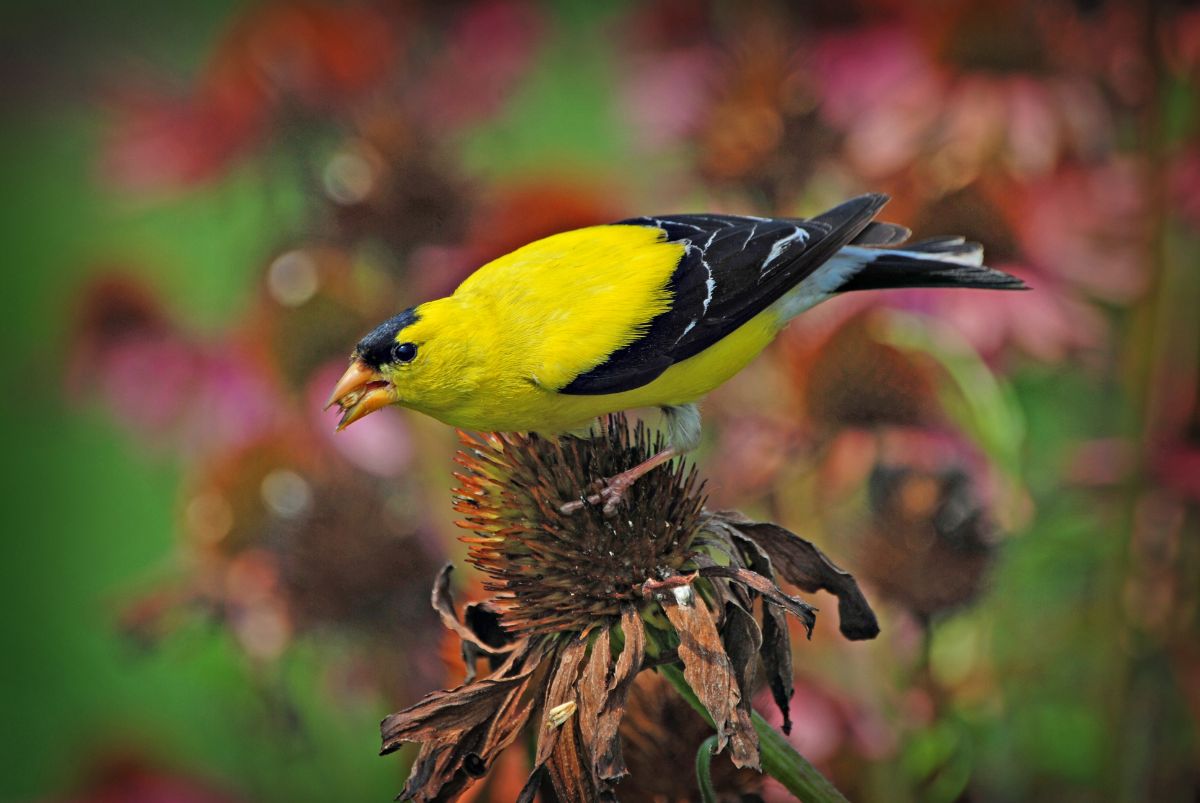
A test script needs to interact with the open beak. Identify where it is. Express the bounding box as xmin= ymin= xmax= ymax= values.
xmin=325 ymin=358 xmax=397 ymax=430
